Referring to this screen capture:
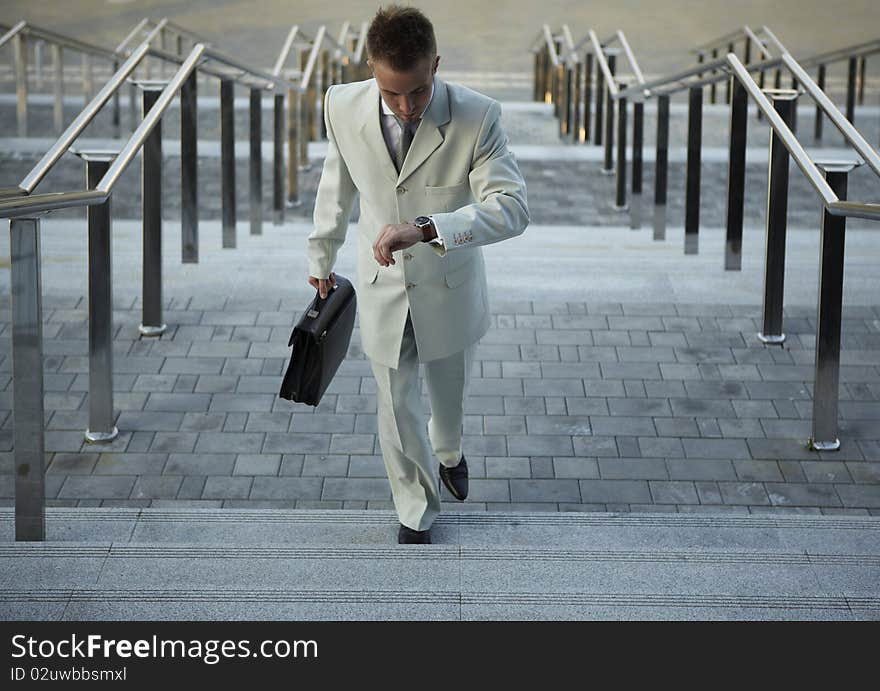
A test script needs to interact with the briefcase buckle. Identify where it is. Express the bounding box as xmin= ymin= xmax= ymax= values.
xmin=307 ymin=309 xmax=319 ymax=318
